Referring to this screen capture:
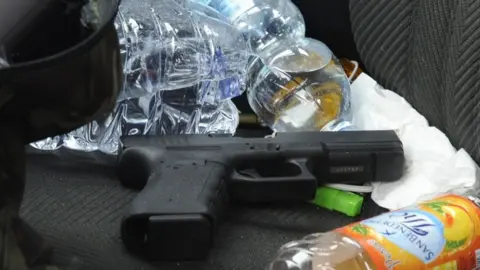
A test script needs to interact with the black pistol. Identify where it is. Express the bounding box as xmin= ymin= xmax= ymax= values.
xmin=117 ymin=130 xmax=404 ymax=261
